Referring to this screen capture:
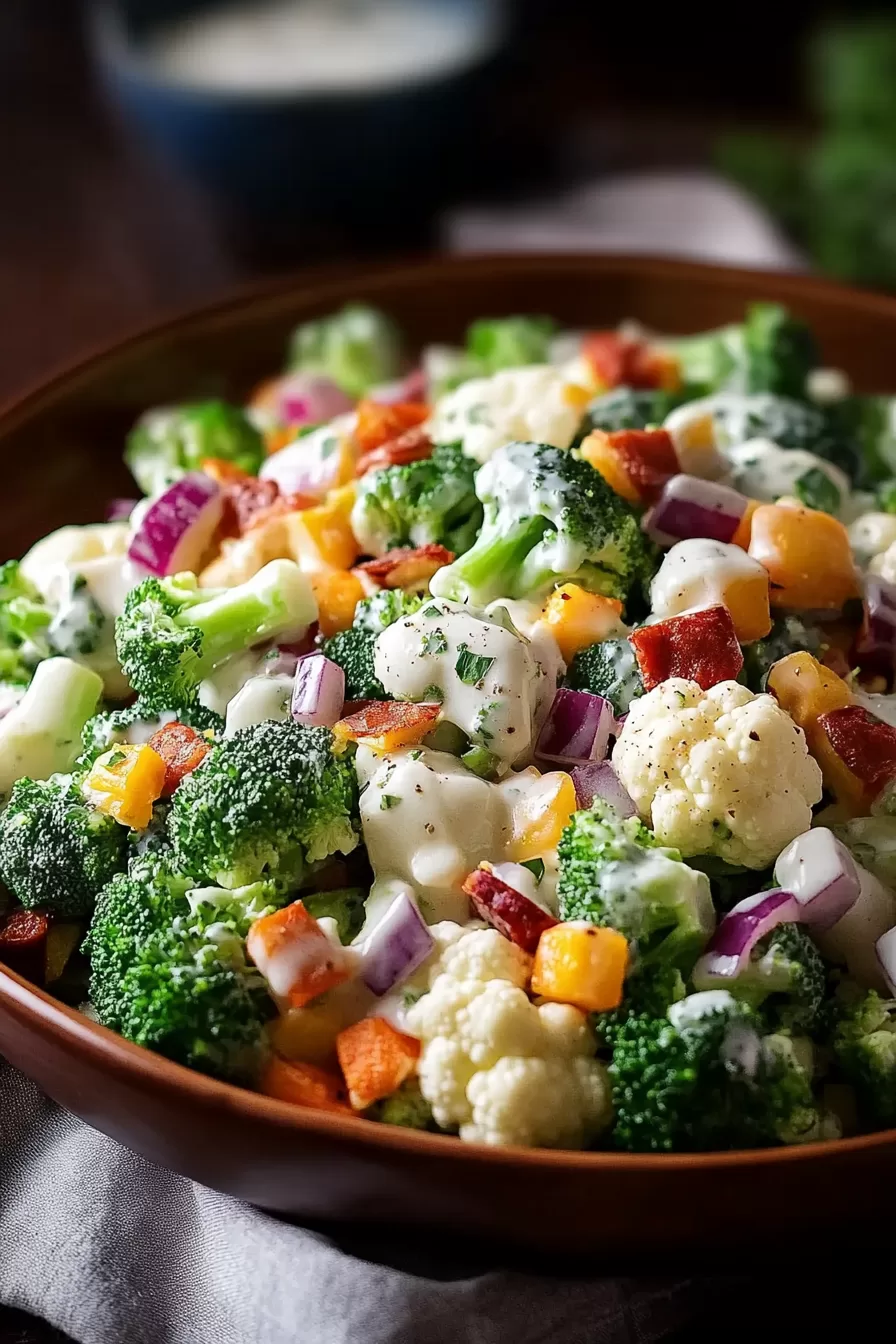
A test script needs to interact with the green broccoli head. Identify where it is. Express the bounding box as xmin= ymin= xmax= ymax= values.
xmin=77 ymin=701 xmax=222 ymax=770
xmin=609 ymin=991 xmax=823 ymax=1152
xmin=0 ymin=560 xmax=52 ymax=684
xmin=300 ymin=887 xmax=365 ymax=944
xmin=576 ymin=387 xmax=687 ymax=443
xmin=832 ymin=988 xmax=896 ymax=1128
xmin=742 ymin=615 xmax=824 ymax=693
xmin=368 ymin=1079 xmax=437 ymax=1130
xmin=350 ymin=444 xmax=482 ymax=558
xmin=594 ymin=962 xmax=686 ymax=1049
xmin=288 ymin=303 xmax=402 ymax=398
xmin=661 ymin=303 xmax=817 ymax=400
xmin=116 ymin=561 xmax=314 ymax=718
xmin=0 ymin=773 xmax=129 ymax=917
xmin=322 ymin=590 xmax=423 ymax=700
xmin=828 ymin=393 xmax=896 ymax=487
xmin=125 ymin=400 xmax=264 ymax=497
xmin=430 ymin=441 xmax=652 ymax=608
xmin=167 ymin=720 xmax=359 ymax=891
xmin=709 ymin=393 xmax=856 ymax=478
xmin=558 ymin=799 xmax=715 ymax=969
xmin=564 ymin=637 xmax=644 ymax=715
xmin=694 ymin=921 xmax=826 ymax=1034
xmin=465 ymin=315 xmax=556 ymax=375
